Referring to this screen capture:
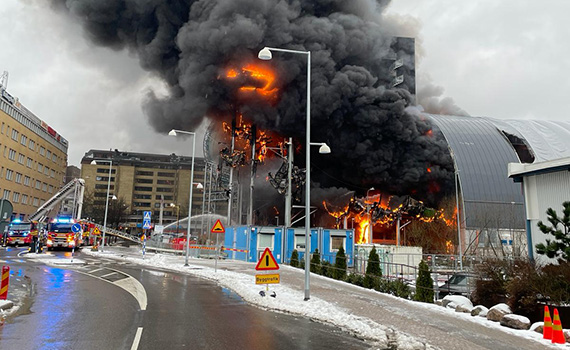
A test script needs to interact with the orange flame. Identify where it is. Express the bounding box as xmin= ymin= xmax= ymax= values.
xmin=226 ymin=64 xmax=278 ymax=101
